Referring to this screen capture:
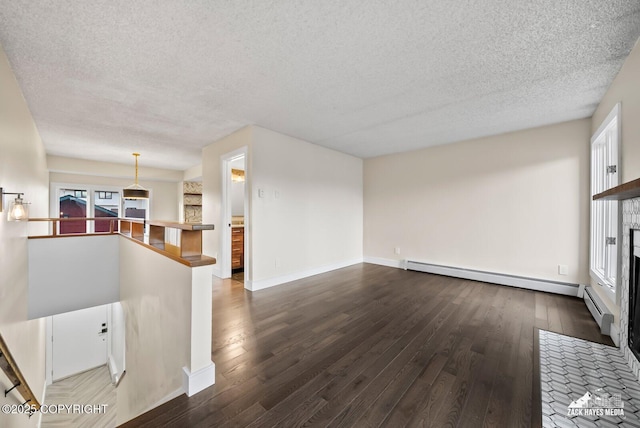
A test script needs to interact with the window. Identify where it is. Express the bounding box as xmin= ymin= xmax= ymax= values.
xmin=52 ymin=183 xmax=151 ymax=235
xmin=590 ymin=104 xmax=620 ymax=300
